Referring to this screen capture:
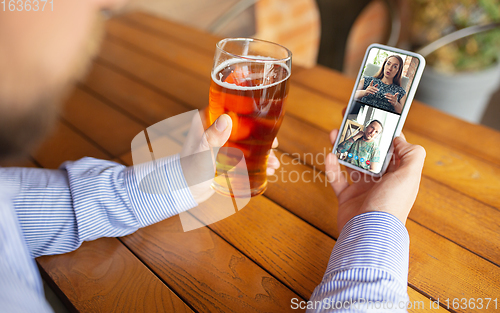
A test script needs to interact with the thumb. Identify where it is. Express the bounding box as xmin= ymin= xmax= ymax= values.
xmin=393 ymin=136 xmax=426 ymax=174
xmin=326 ymin=153 xmax=349 ymax=197
xmin=395 ymin=92 xmax=399 ymax=97
xmin=201 ymin=114 xmax=232 ymax=150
